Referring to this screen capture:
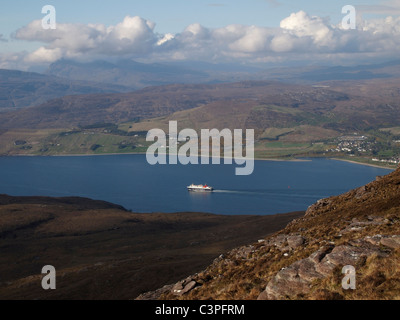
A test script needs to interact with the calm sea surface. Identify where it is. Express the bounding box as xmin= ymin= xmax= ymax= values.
xmin=0 ymin=155 xmax=393 ymax=215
